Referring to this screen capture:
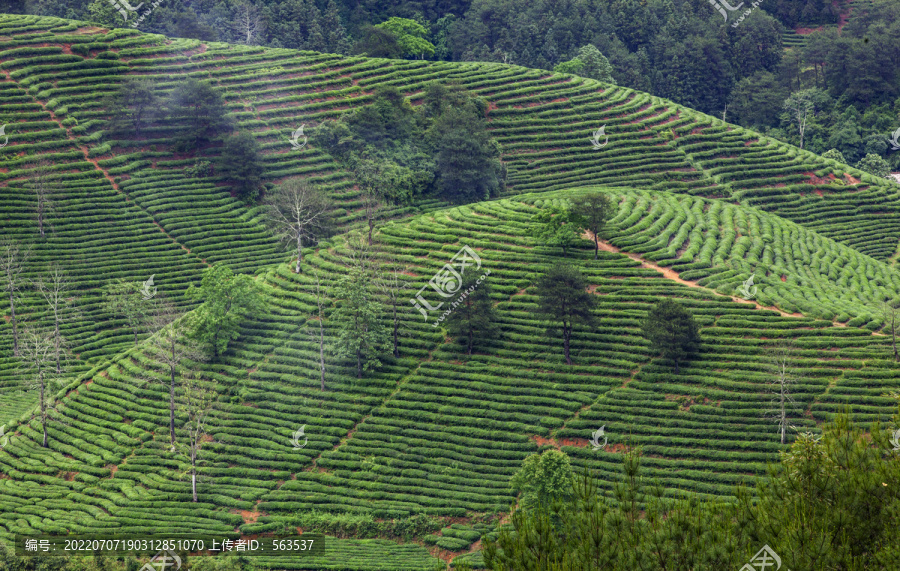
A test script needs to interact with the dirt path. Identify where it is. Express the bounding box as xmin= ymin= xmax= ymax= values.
xmin=589 ymin=232 xmax=884 ymax=335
